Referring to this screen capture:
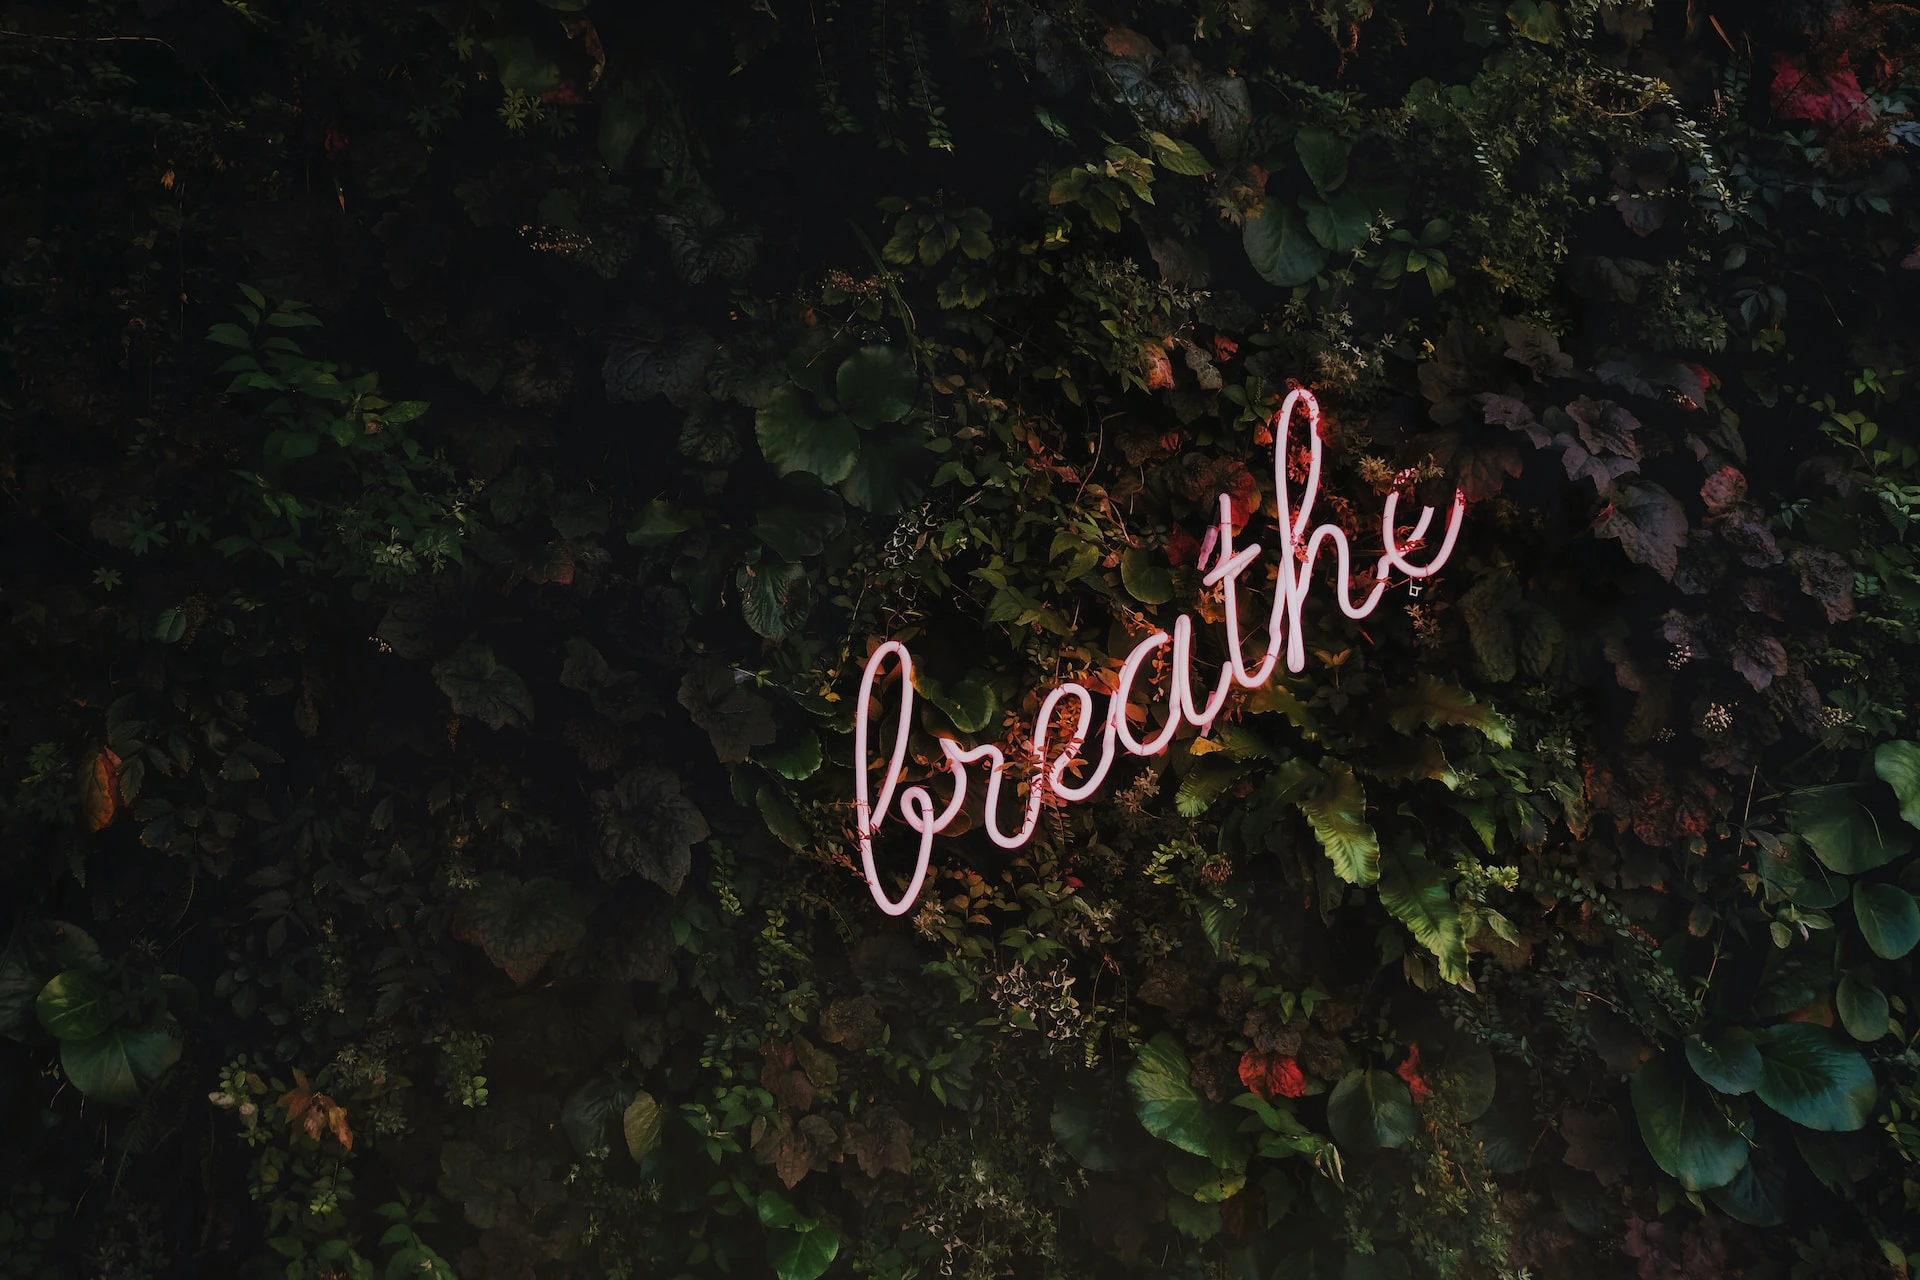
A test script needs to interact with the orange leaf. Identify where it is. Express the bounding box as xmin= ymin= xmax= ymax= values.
xmin=82 ymin=747 xmax=120 ymax=831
